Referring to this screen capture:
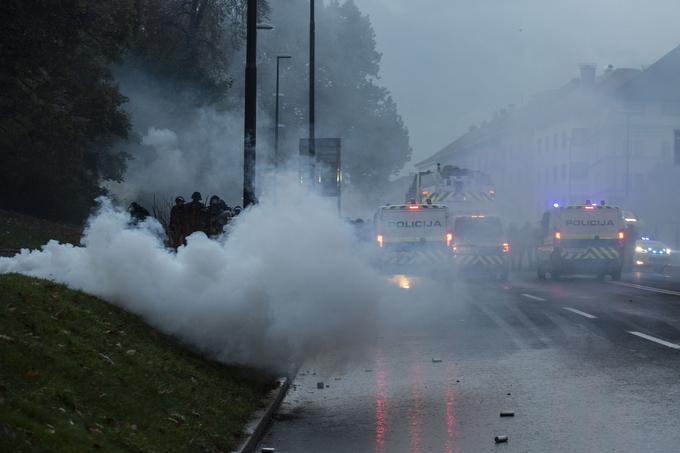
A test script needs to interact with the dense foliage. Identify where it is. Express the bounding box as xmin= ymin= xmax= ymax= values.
xmin=0 ymin=0 xmax=409 ymax=222
xmin=260 ymin=0 xmax=412 ymax=189
xmin=0 ymin=1 xmax=135 ymax=222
